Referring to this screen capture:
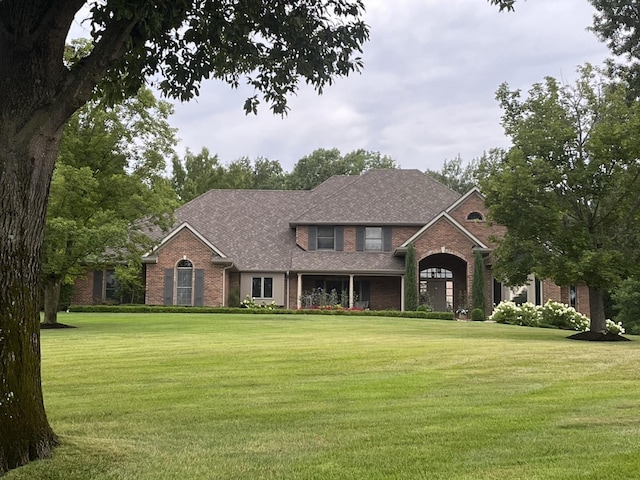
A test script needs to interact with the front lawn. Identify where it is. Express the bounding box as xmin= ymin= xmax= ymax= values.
xmin=8 ymin=314 xmax=640 ymax=479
